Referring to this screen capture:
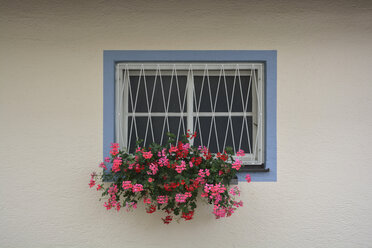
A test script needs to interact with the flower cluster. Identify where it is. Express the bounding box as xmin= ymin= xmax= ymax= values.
xmin=90 ymin=131 xmax=251 ymax=224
